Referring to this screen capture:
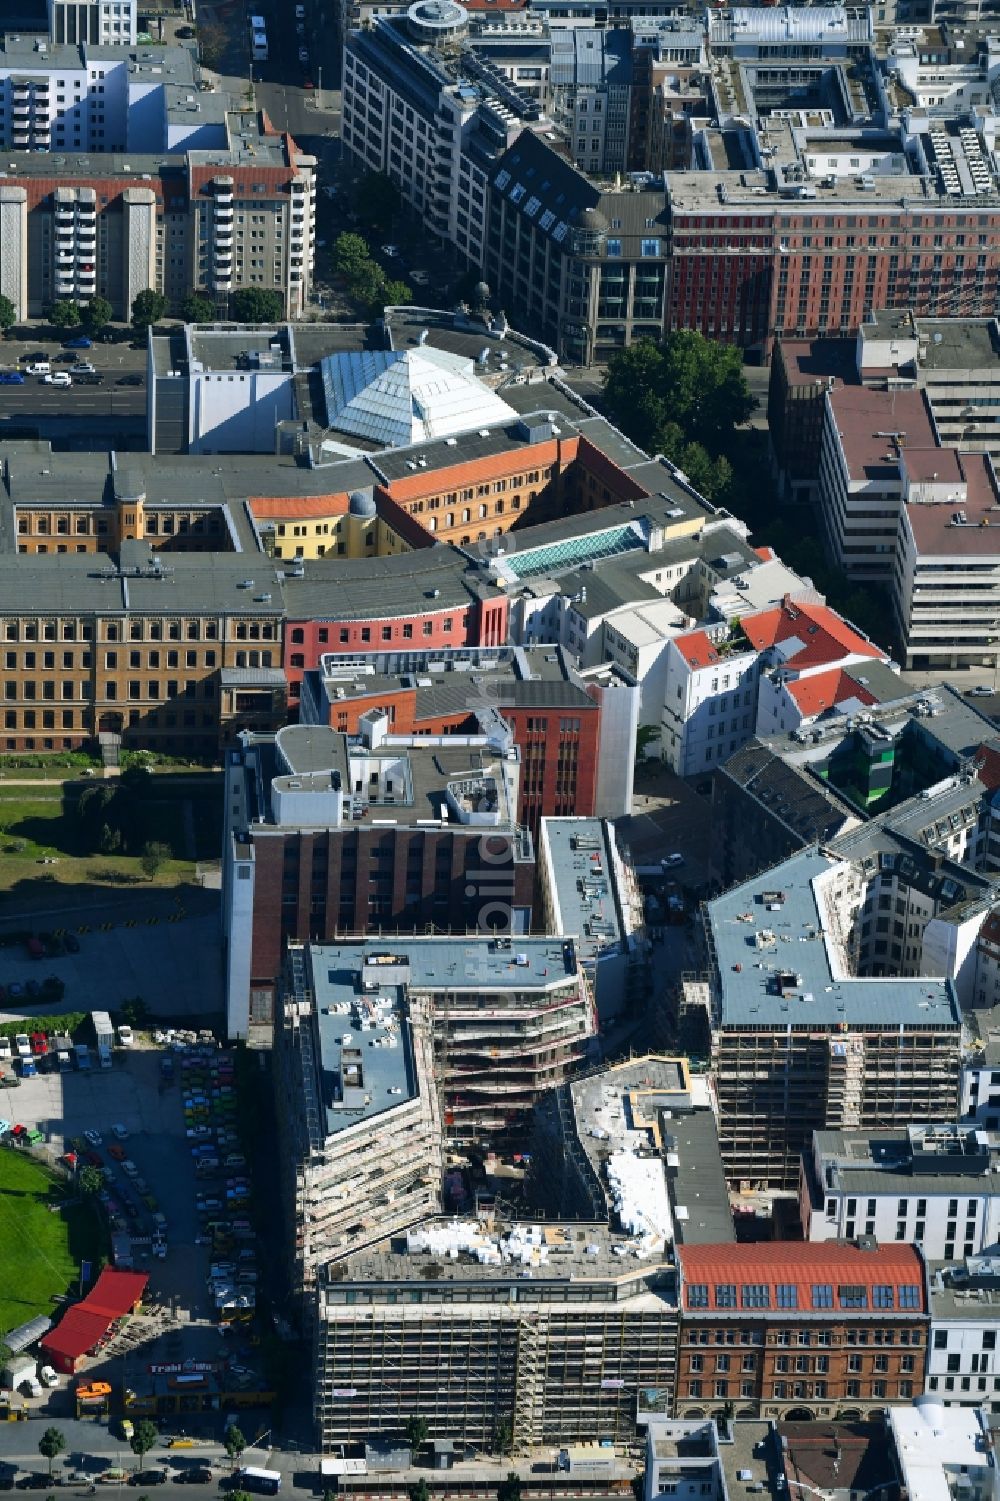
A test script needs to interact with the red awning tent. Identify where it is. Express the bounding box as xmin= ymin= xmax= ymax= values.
xmin=40 ymin=1268 xmax=149 ymax=1373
